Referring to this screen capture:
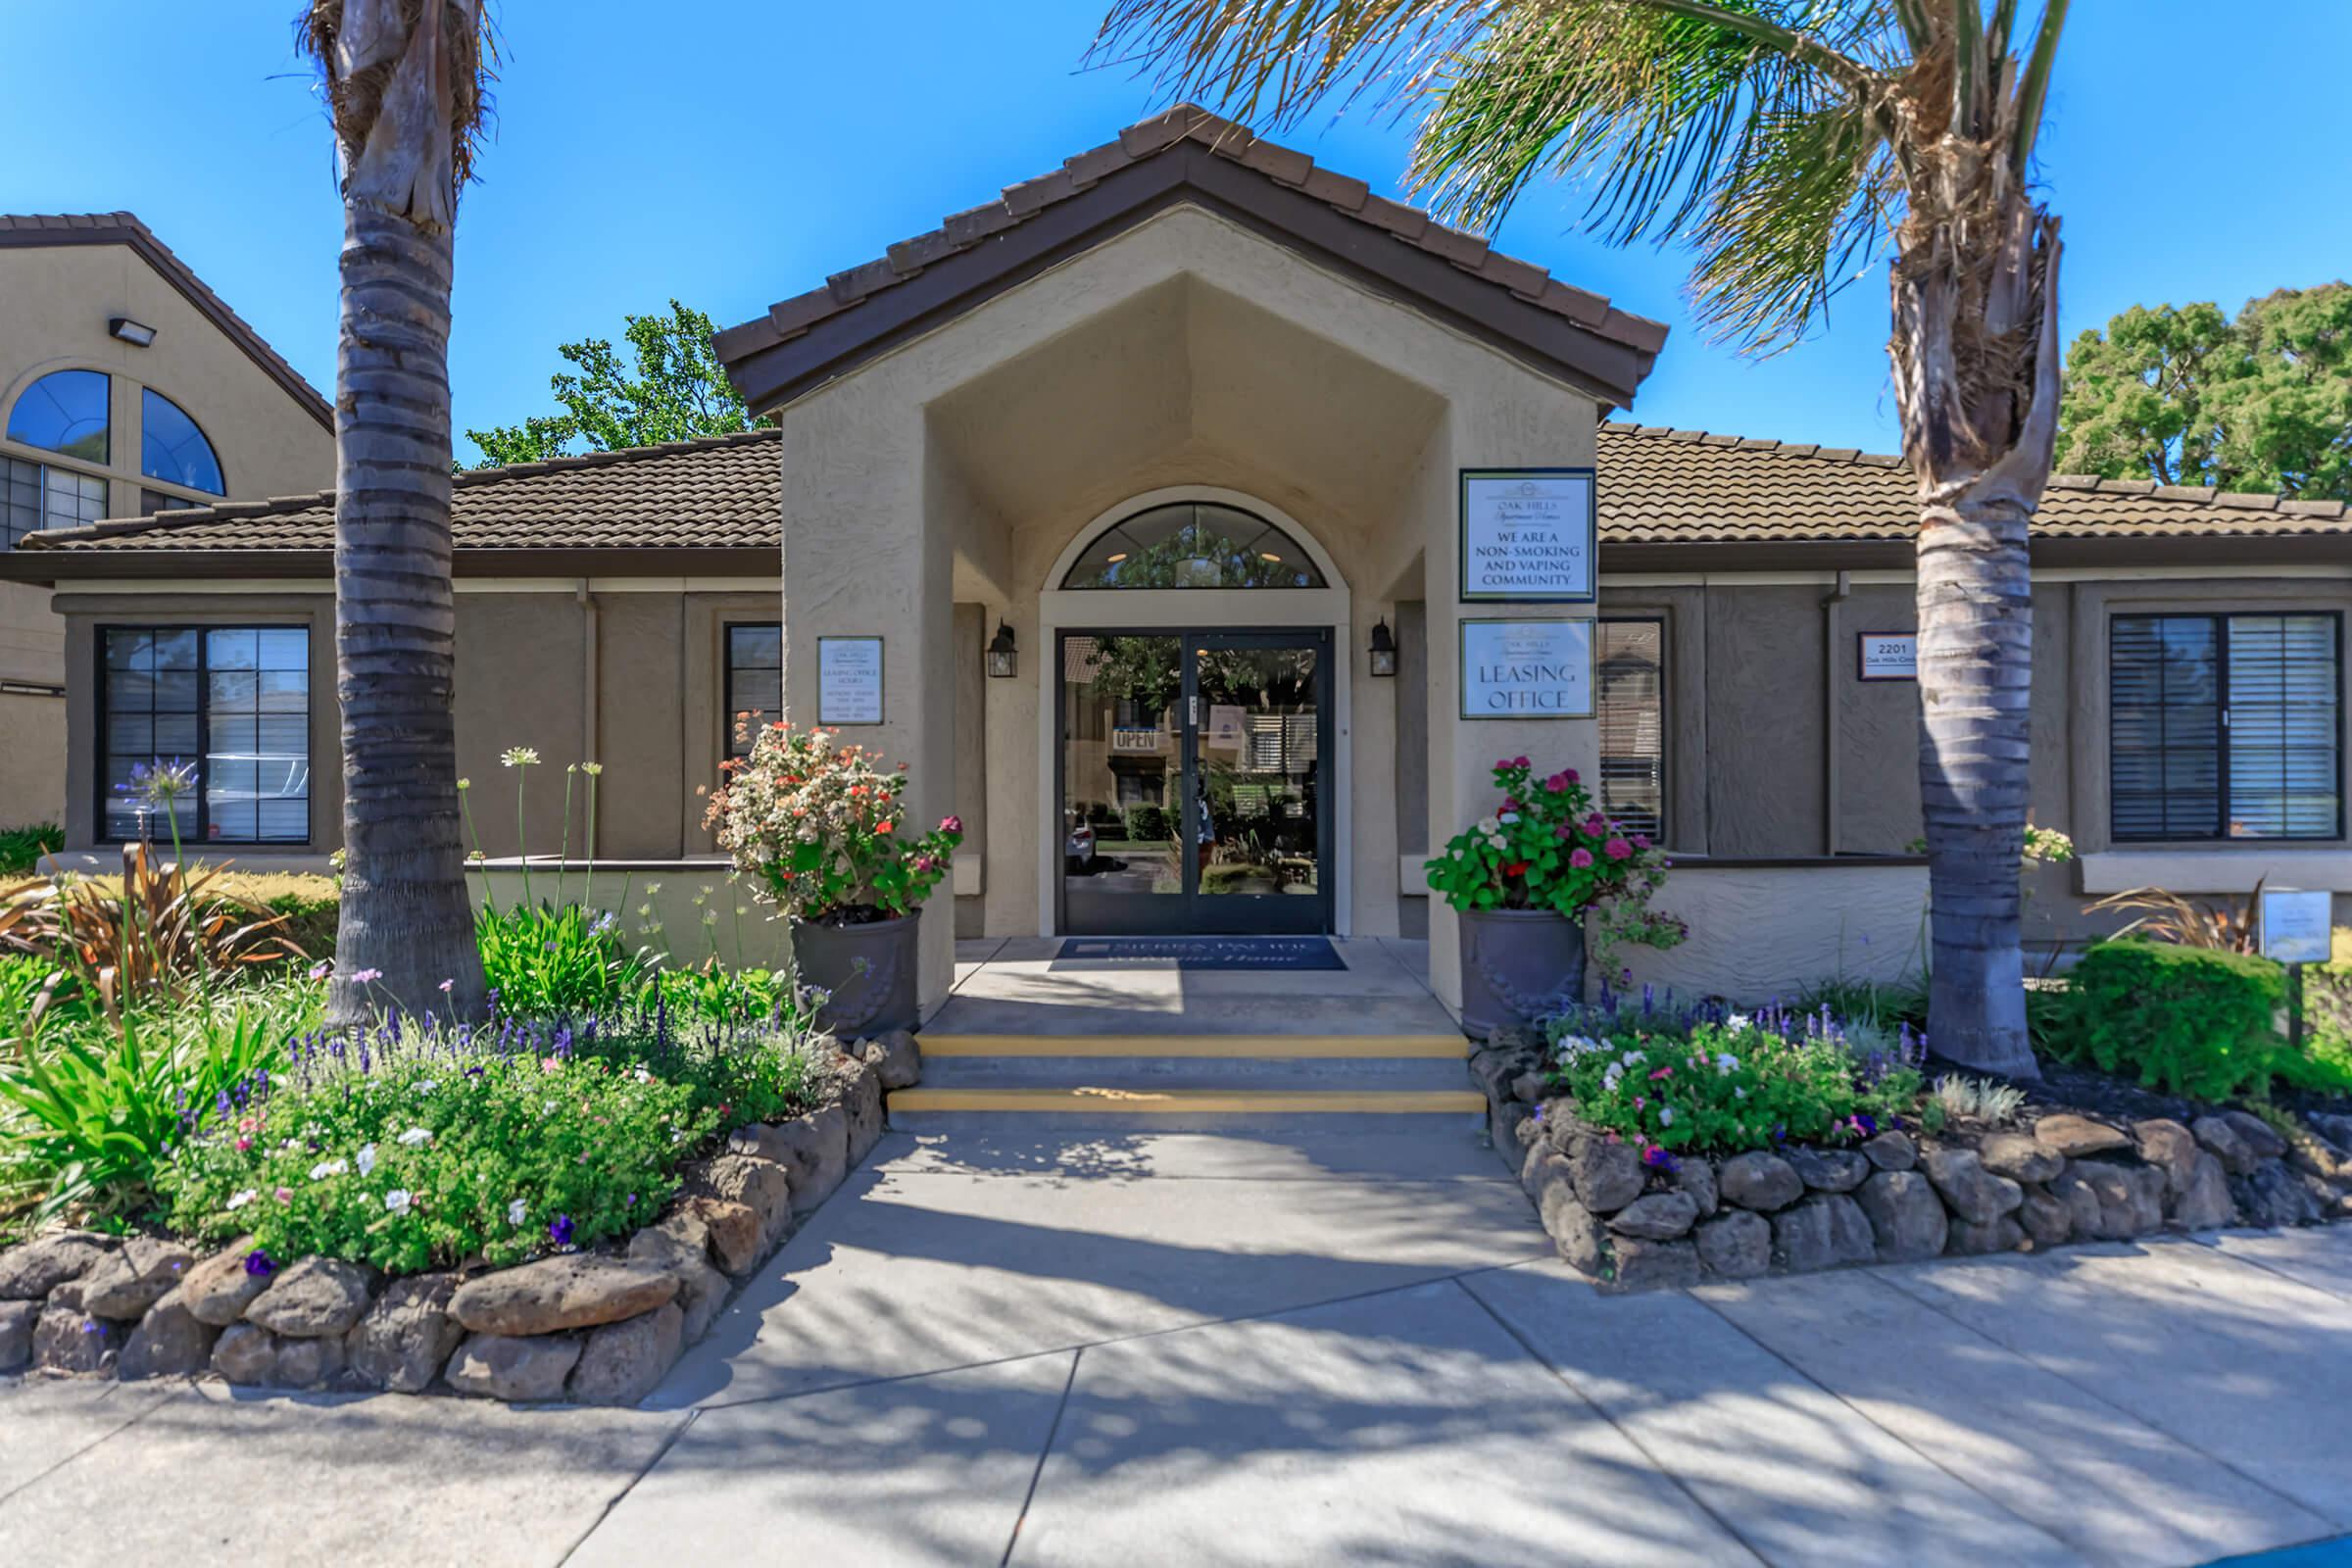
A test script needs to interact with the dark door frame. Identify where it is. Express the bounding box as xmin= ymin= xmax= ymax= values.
xmin=1054 ymin=625 xmax=1336 ymax=936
